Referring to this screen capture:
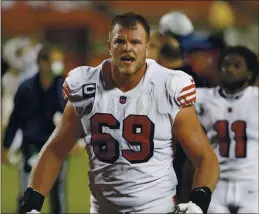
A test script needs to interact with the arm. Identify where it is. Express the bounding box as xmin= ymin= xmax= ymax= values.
xmin=2 ymin=85 xmax=25 ymax=163
xmin=172 ymin=106 xmax=219 ymax=212
xmin=178 ymin=158 xmax=195 ymax=203
xmin=178 ymin=123 xmax=208 ymax=203
xmin=178 ymin=90 xmax=211 ymax=203
xmin=173 ymin=106 xmax=219 ymax=190
xmin=28 ymin=101 xmax=82 ymax=196
xmin=19 ymin=101 xmax=83 ymax=213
